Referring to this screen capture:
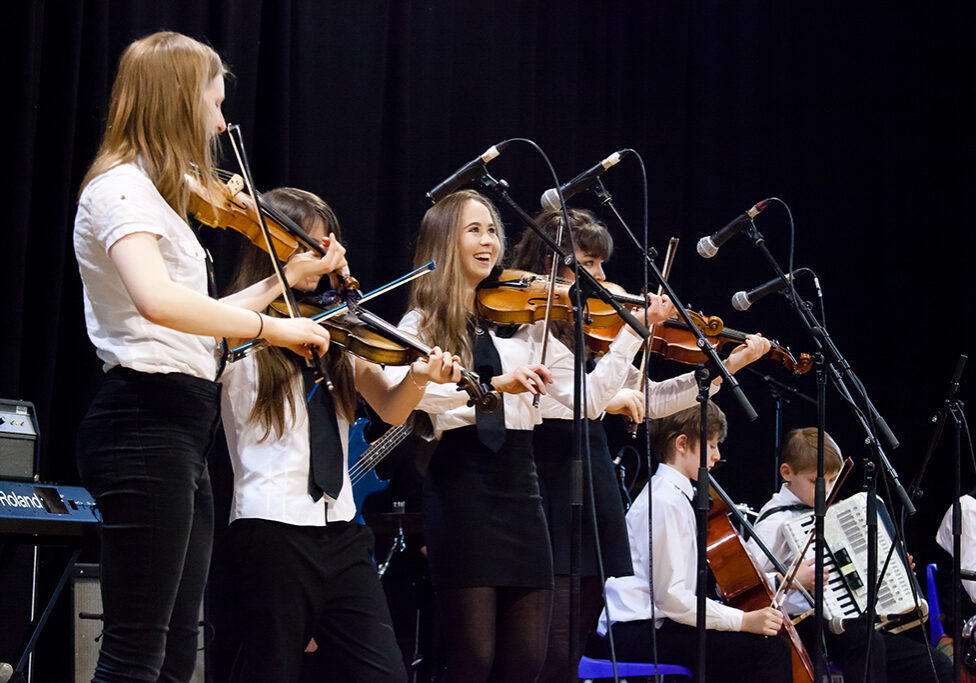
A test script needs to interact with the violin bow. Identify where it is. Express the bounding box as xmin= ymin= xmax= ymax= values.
xmin=228 ymin=261 xmax=437 ymax=361
xmin=626 ymin=237 xmax=679 ymax=438
xmin=530 ymin=216 xmax=566 ymax=408
xmin=770 ymin=456 xmax=855 ymax=611
xmin=638 ymin=236 xmax=679 ymax=389
xmin=225 ymin=124 xmax=333 ymax=390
